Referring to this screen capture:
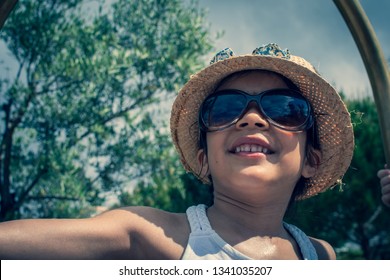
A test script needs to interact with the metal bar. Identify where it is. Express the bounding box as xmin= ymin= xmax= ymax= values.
xmin=333 ymin=0 xmax=390 ymax=164
xmin=0 ymin=0 xmax=18 ymax=29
